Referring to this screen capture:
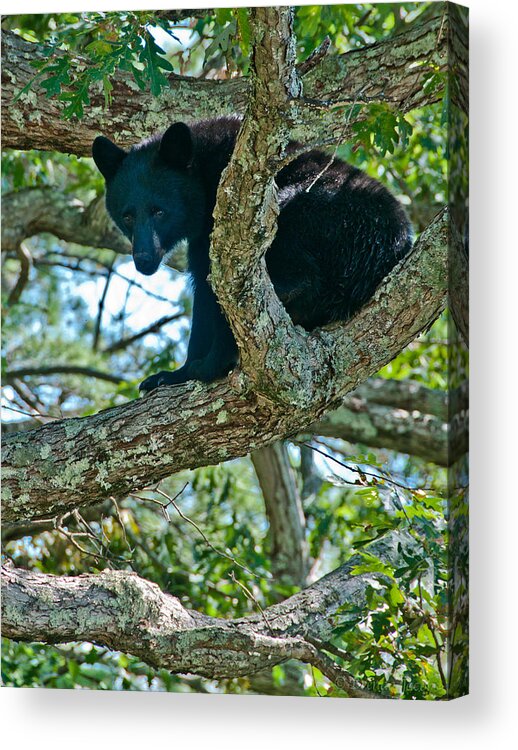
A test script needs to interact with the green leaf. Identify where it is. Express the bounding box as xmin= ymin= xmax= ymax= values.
xmin=39 ymin=58 xmax=71 ymax=98
xmin=139 ymin=32 xmax=174 ymax=97
xmin=371 ymin=611 xmax=391 ymax=641
xmin=205 ymin=19 xmax=237 ymax=58
xmin=388 ymin=584 xmax=405 ymax=606
xmin=417 ymin=624 xmax=436 ymax=647
xmin=236 ymin=8 xmax=251 ymax=57
xmin=215 ymin=8 xmax=233 ymax=26
xmin=102 ymin=75 xmax=113 ymax=108
xmin=59 ymin=79 xmax=90 ymax=119
xmin=84 ymin=40 xmax=114 ymax=56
